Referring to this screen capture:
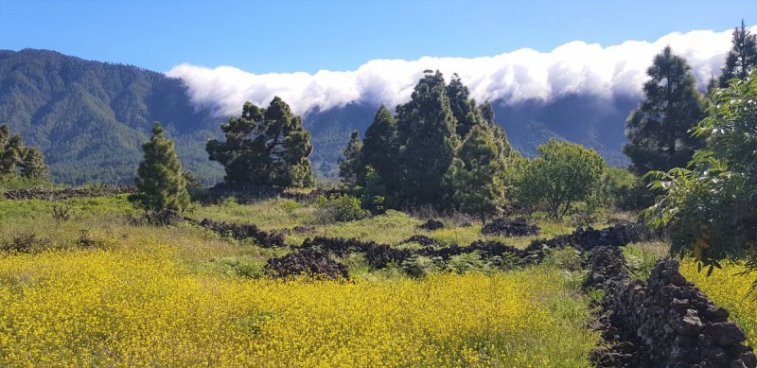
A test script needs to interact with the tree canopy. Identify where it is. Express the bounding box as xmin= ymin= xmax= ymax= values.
xmin=624 ymin=46 xmax=705 ymax=175
xmin=207 ymin=97 xmax=314 ymax=188
xmin=346 ymin=71 xmax=513 ymax=210
xmin=646 ymin=70 xmax=757 ymax=271
xmin=130 ymin=122 xmax=190 ymax=212
xmin=719 ymin=20 xmax=757 ymax=88
xmin=0 ymin=124 xmax=48 ymax=180
xmin=514 ymin=140 xmax=605 ymax=218
xmin=445 ymin=125 xmax=507 ymax=222
xmin=338 ymin=130 xmax=363 ymax=187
